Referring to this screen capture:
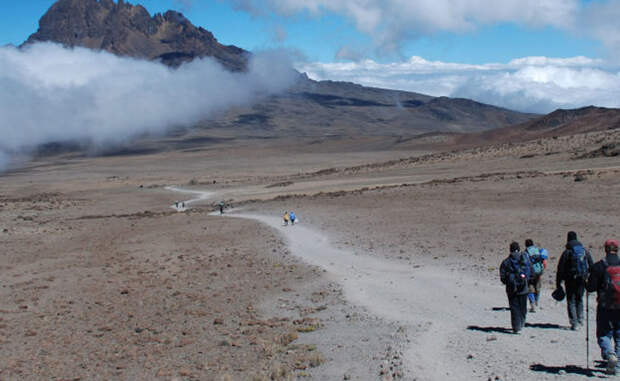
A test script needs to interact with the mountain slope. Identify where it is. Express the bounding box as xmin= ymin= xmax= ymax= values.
xmin=22 ymin=0 xmax=538 ymax=143
xmin=456 ymin=106 xmax=620 ymax=145
xmin=204 ymin=76 xmax=537 ymax=137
